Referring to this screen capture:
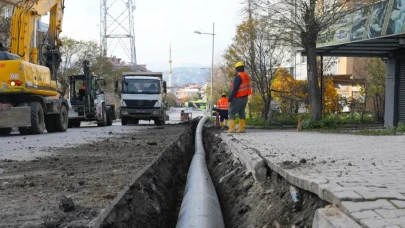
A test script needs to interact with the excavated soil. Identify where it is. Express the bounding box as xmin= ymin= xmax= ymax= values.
xmin=204 ymin=128 xmax=329 ymax=228
xmin=0 ymin=125 xmax=194 ymax=228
